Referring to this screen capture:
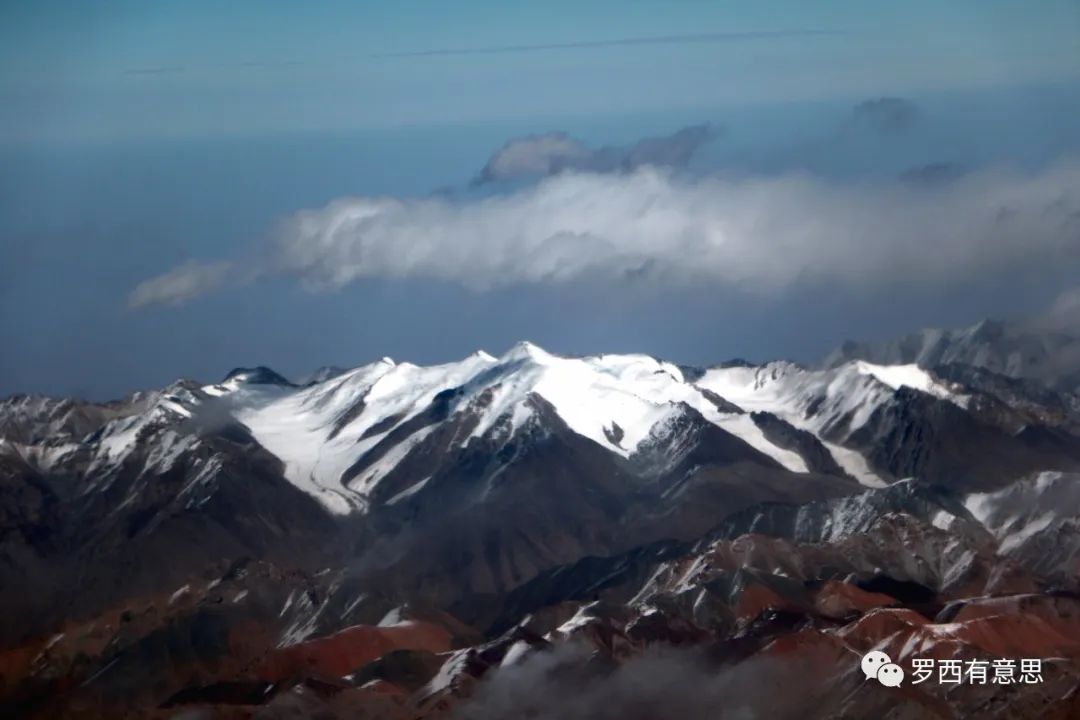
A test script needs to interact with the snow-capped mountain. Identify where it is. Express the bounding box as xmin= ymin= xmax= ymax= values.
xmin=3 ymin=339 xmax=1080 ymax=718
xmin=179 ymin=343 xmax=1075 ymax=516
xmin=26 ymin=341 xmax=1042 ymax=518
xmin=204 ymin=344 xmax=894 ymax=514
xmin=826 ymin=317 xmax=1080 ymax=393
